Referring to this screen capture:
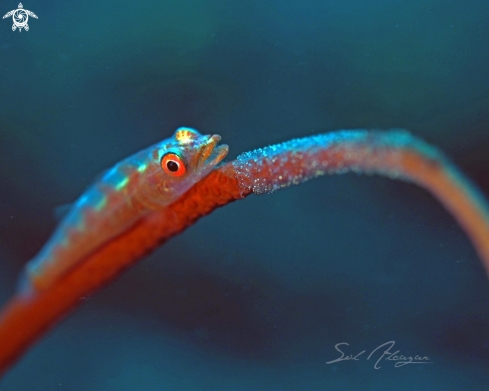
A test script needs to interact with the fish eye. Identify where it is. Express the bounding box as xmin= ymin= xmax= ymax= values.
xmin=161 ymin=152 xmax=186 ymax=177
